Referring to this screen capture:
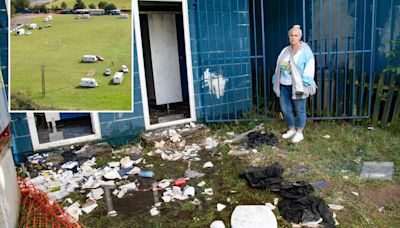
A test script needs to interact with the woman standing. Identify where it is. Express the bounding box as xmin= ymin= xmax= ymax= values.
xmin=272 ymin=25 xmax=316 ymax=143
